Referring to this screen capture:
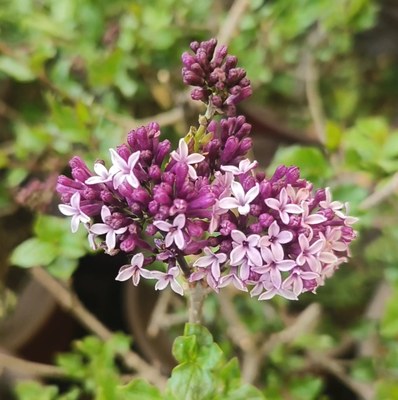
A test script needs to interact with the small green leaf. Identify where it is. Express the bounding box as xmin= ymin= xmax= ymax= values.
xmin=15 ymin=381 xmax=58 ymax=400
xmin=0 ymin=56 xmax=35 ymax=81
xmin=117 ymin=379 xmax=163 ymax=400
xmin=10 ymin=238 xmax=58 ymax=268
xmin=47 ymin=257 xmax=78 ymax=280
xmin=172 ymin=334 xmax=197 ymax=363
